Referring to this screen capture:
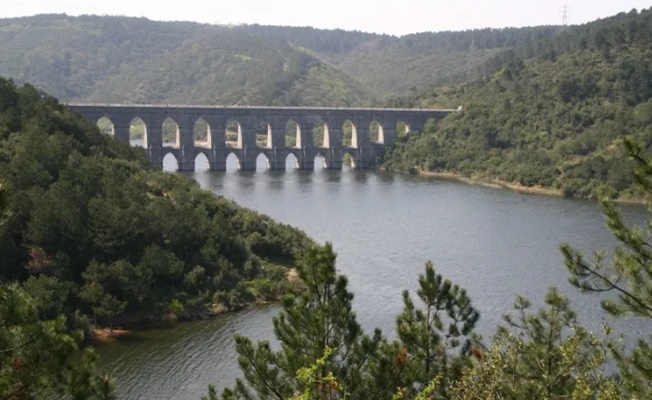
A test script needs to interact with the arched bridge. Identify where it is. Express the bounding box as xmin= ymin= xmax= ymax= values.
xmin=69 ymin=104 xmax=455 ymax=171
